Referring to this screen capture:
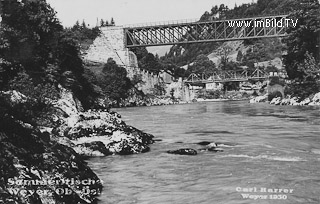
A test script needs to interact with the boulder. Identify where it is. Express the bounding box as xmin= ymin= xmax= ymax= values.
xmin=312 ymin=92 xmax=320 ymax=103
xmin=167 ymin=148 xmax=197 ymax=155
xmin=0 ymin=116 xmax=102 ymax=204
xmin=1 ymin=90 xmax=28 ymax=105
xmin=53 ymin=109 xmax=154 ymax=155
xmin=74 ymin=141 xmax=112 ymax=157
xmin=249 ymin=95 xmax=268 ymax=103
xmin=197 ymin=142 xmax=223 ymax=152
xmin=270 ymin=97 xmax=281 ymax=105
xmin=299 ymin=97 xmax=311 ymax=106
xmin=197 ymin=141 xmax=212 ymax=146
xmin=280 ymin=98 xmax=292 ymax=105
xmin=290 ymin=97 xmax=300 ymax=105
